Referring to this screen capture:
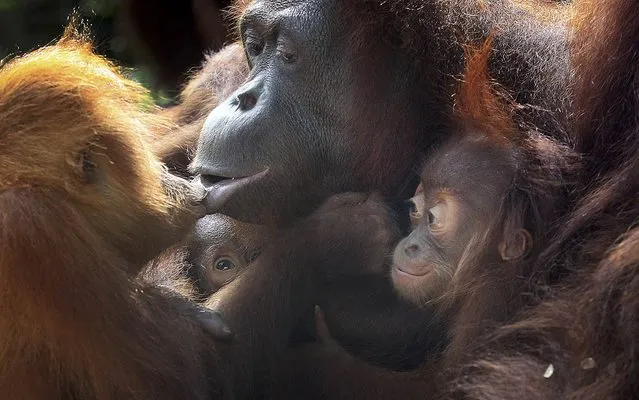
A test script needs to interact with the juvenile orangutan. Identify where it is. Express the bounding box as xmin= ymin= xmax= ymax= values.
xmin=0 ymin=26 xmax=231 ymax=399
